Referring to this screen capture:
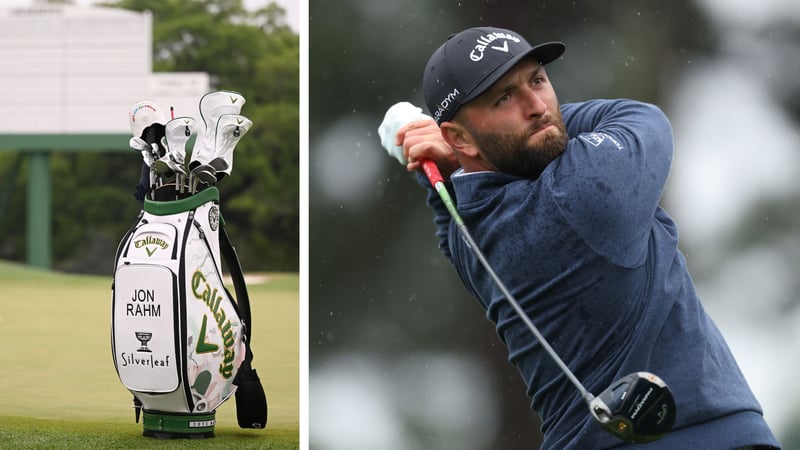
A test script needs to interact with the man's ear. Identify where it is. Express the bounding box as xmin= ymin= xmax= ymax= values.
xmin=441 ymin=122 xmax=480 ymax=158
